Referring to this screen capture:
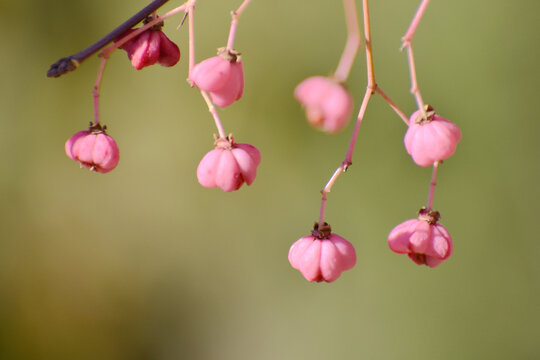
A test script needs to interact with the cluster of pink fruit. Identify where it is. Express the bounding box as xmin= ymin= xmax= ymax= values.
xmin=290 ymin=86 xmax=461 ymax=282
xmin=54 ymin=0 xmax=462 ymax=285
xmin=64 ymin=11 xmax=260 ymax=193
xmin=287 ymin=0 xmax=462 ymax=283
